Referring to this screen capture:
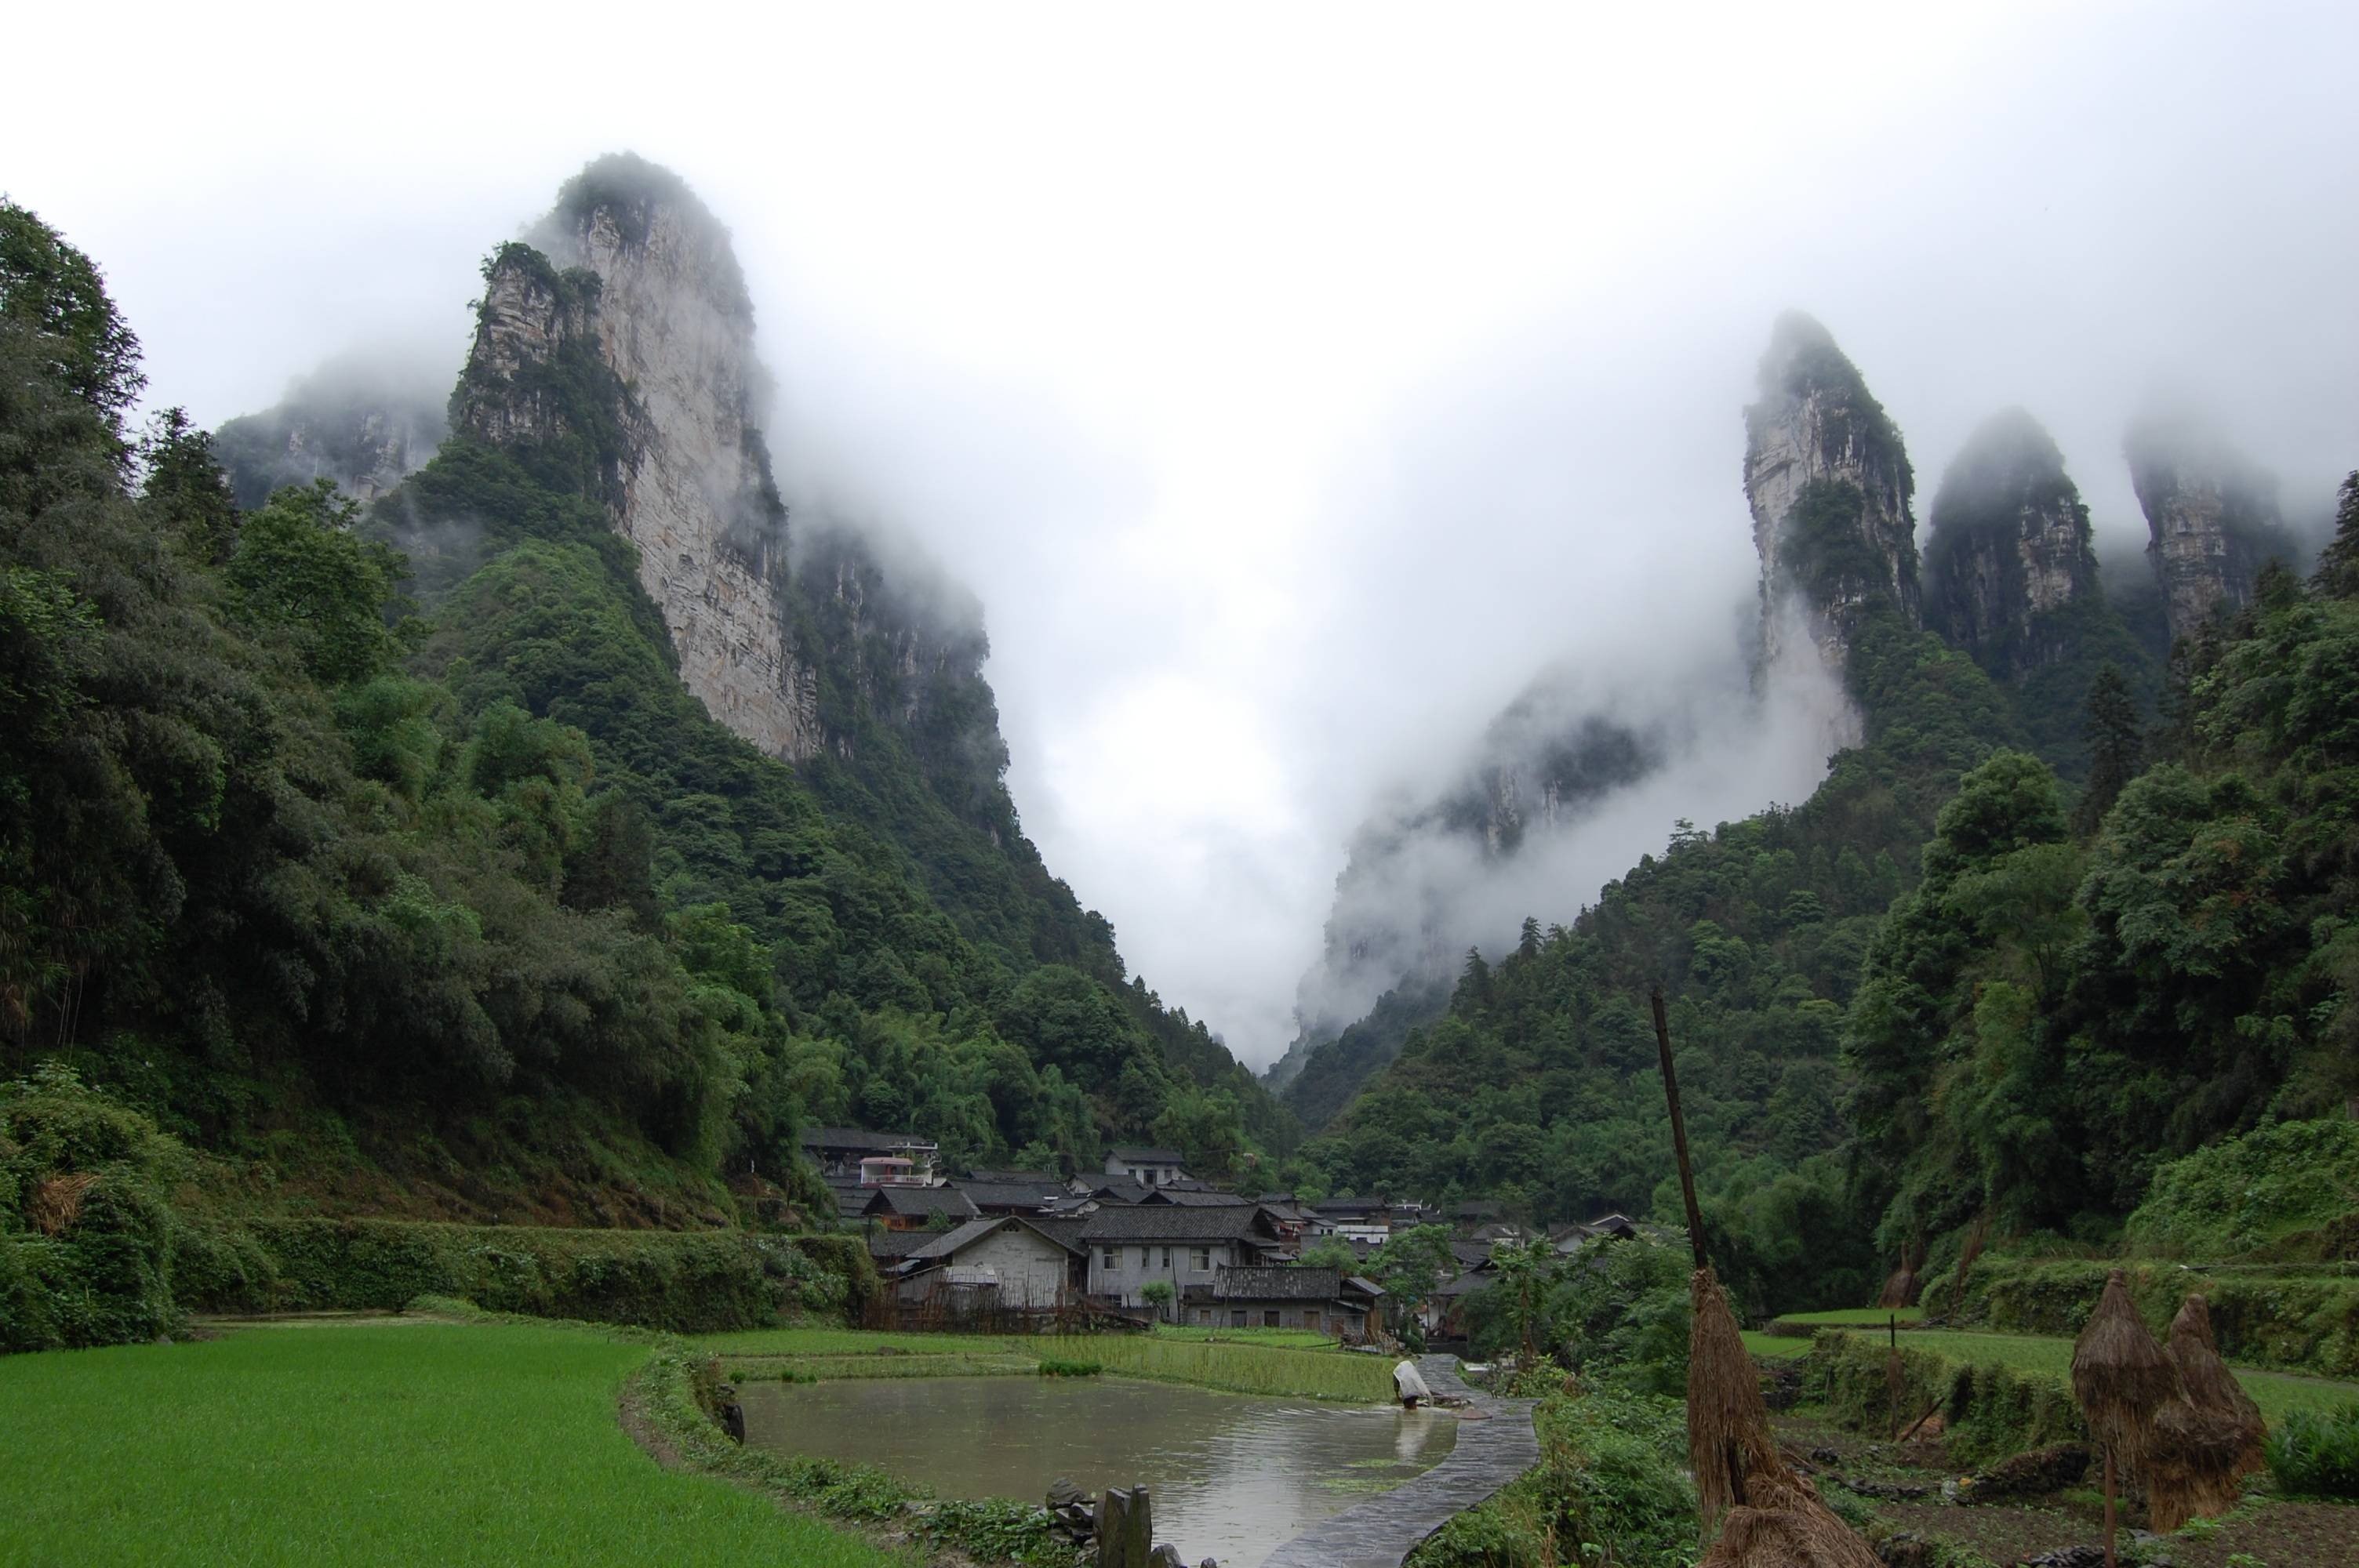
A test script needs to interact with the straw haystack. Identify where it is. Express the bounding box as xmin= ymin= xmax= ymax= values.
xmin=1656 ymin=991 xmax=1880 ymax=1568
xmin=2146 ymin=1296 xmax=2266 ymax=1531
xmin=1699 ymin=1472 xmax=1885 ymax=1568
xmin=1690 ymin=1266 xmax=1787 ymax=1529
xmin=1688 ymin=1267 xmax=1882 ymax=1568
xmin=2069 ymin=1269 xmax=2177 ymax=1476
